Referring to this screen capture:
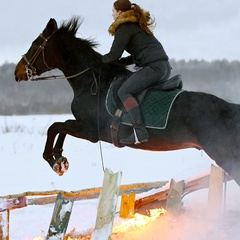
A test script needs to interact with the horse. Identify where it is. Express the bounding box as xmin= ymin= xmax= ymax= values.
xmin=15 ymin=17 xmax=240 ymax=186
